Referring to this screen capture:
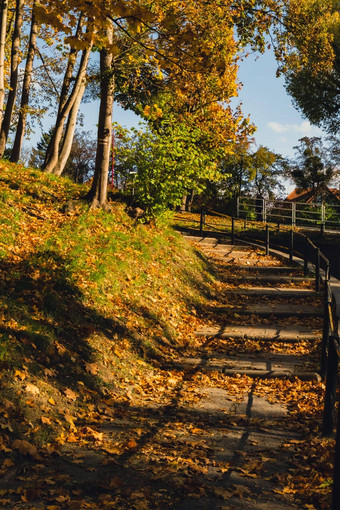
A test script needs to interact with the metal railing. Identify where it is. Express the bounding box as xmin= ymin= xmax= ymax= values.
xmin=237 ymin=196 xmax=340 ymax=233
xmin=175 ymin=209 xmax=340 ymax=507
